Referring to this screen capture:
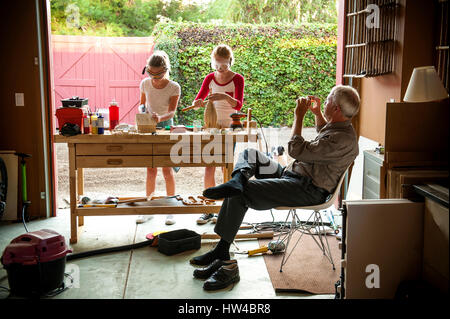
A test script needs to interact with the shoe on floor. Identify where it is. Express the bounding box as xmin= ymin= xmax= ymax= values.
xmin=165 ymin=215 xmax=176 ymax=225
xmin=203 ymin=263 xmax=240 ymax=291
xmin=189 ymin=246 xmax=231 ymax=266
xmin=196 ymin=213 xmax=215 ymax=225
xmin=136 ymin=215 xmax=153 ymax=224
xmin=193 ymin=259 xmax=237 ymax=280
